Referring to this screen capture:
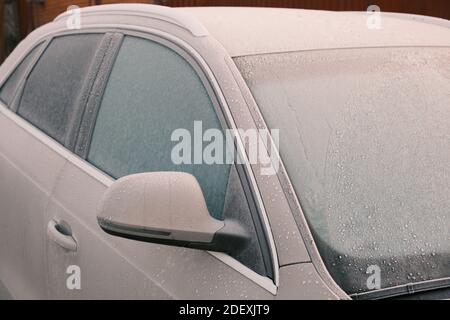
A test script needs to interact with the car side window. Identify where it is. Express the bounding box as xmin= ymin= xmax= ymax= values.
xmin=17 ymin=34 xmax=103 ymax=145
xmin=87 ymin=36 xmax=269 ymax=276
xmin=88 ymin=36 xmax=230 ymax=219
xmin=0 ymin=43 xmax=43 ymax=106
